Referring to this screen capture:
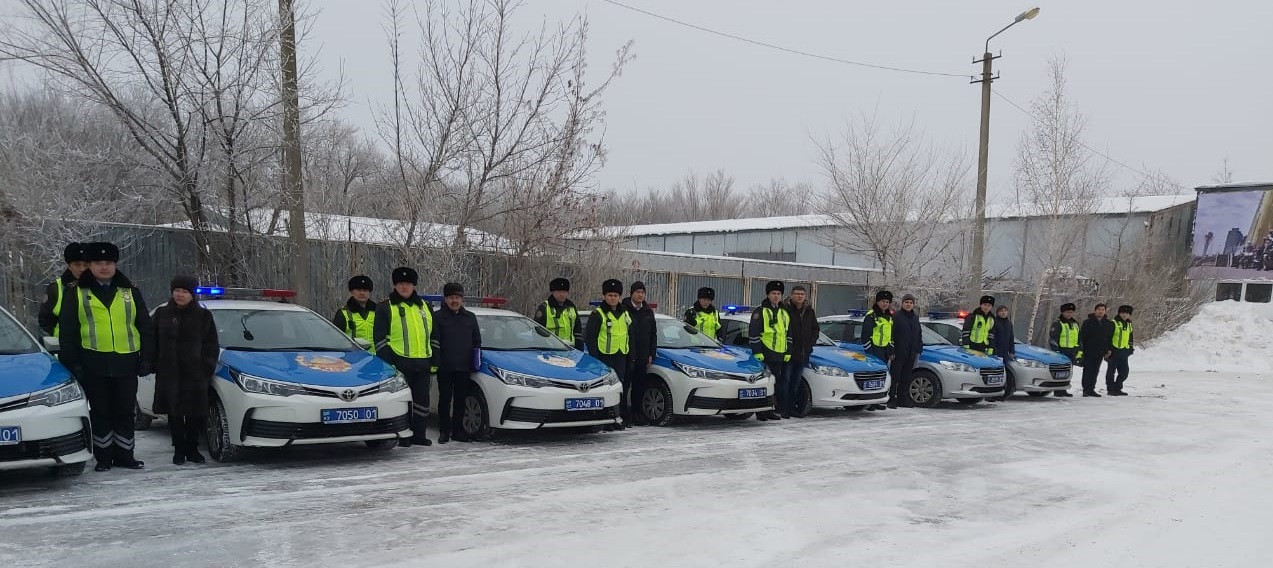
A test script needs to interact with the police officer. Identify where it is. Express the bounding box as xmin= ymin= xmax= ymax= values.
xmin=1078 ymin=303 xmax=1114 ymax=397
xmin=1105 ymin=305 xmax=1135 ymax=396
xmin=38 ymin=242 xmax=88 ymax=336
xmin=861 ymin=290 xmax=894 ymax=411
xmin=622 ymin=282 xmax=657 ymax=426
xmin=1047 ymin=303 xmax=1080 ymax=397
xmin=333 ymin=275 xmax=376 ymax=346
xmin=534 ymin=277 xmax=582 ymax=349
xmin=585 ymin=279 xmax=631 ymax=430
xmin=57 ymin=242 xmax=154 ymax=471
xmin=432 ymin=283 xmax=481 ymax=443
xmin=373 ymin=267 xmax=435 ymax=446
xmin=961 ymin=295 xmax=997 ymax=354
xmin=749 ymin=280 xmax=790 ymax=421
xmin=684 ymin=287 xmax=721 ymax=341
